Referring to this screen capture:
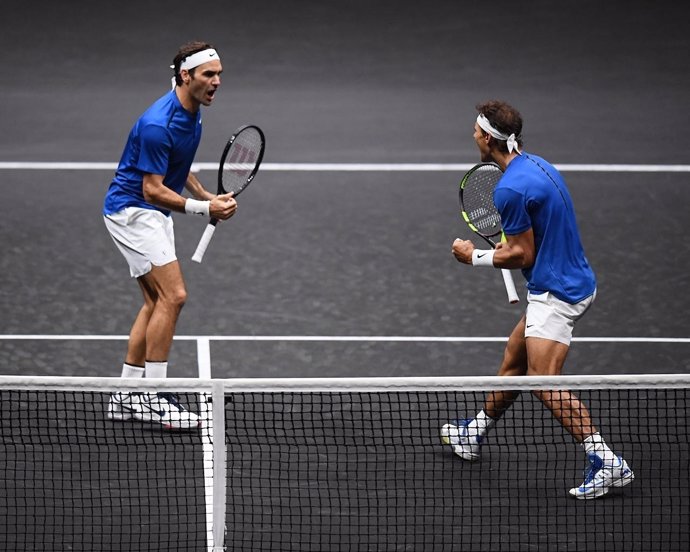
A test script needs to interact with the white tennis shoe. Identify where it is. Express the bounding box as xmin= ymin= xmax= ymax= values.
xmin=107 ymin=392 xmax=138 ymax=421
xmin=569 ymin=453 xmax=634 ymax=499
xmin=440 ymin=419 xmax=483 ymax=461
xmin=107 ymin=392 xmax=201 ymax=430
